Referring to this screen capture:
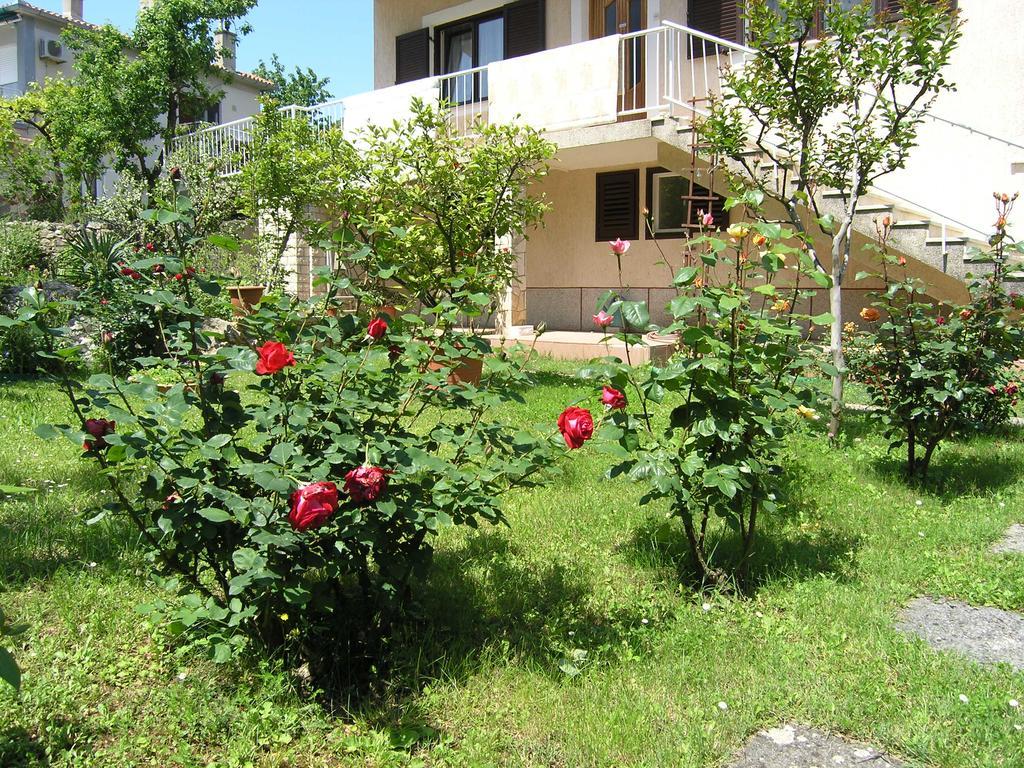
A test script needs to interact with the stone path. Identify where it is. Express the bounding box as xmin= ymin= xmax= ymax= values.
xmin=896 ymin=597 xmax=1024 ymax=671
xmin=992 ymin=524 xmax=1024 ymax=554
xmin=727 ymin=724 xmax=903 ymax=767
